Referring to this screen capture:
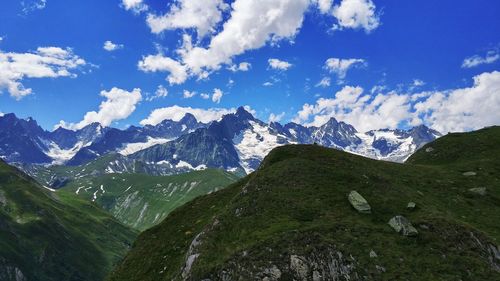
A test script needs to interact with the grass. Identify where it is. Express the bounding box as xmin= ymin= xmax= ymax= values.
xmin=108 ymin=126 xmax=500 ymax=281
xmin=59 ymin=169 xmax=240 ymax=231
xmin=0 ymin=160 xmax=137 ymax=281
